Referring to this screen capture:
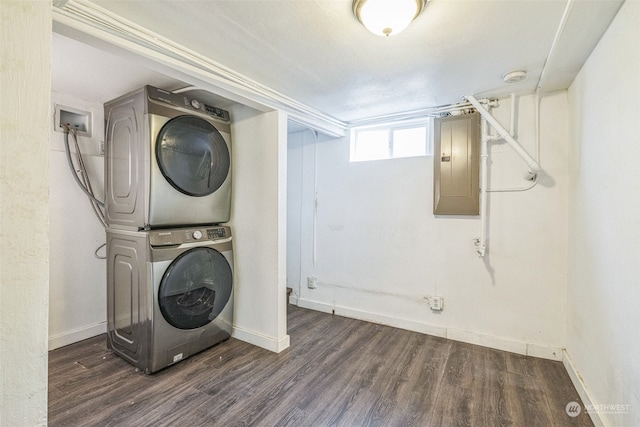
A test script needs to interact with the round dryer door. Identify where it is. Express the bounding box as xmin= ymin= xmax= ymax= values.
xmin=156 ymin=115 xmax=230 ymax=197
xmin=158 ymin=247 xmax=233 ymax=330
